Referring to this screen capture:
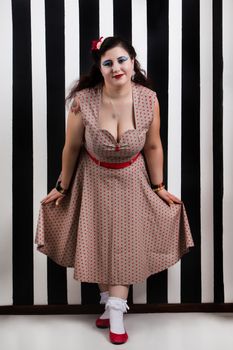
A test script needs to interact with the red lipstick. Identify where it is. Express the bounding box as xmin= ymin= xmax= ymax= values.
xmin=114 ymin=74 xmax=124 ymax=79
